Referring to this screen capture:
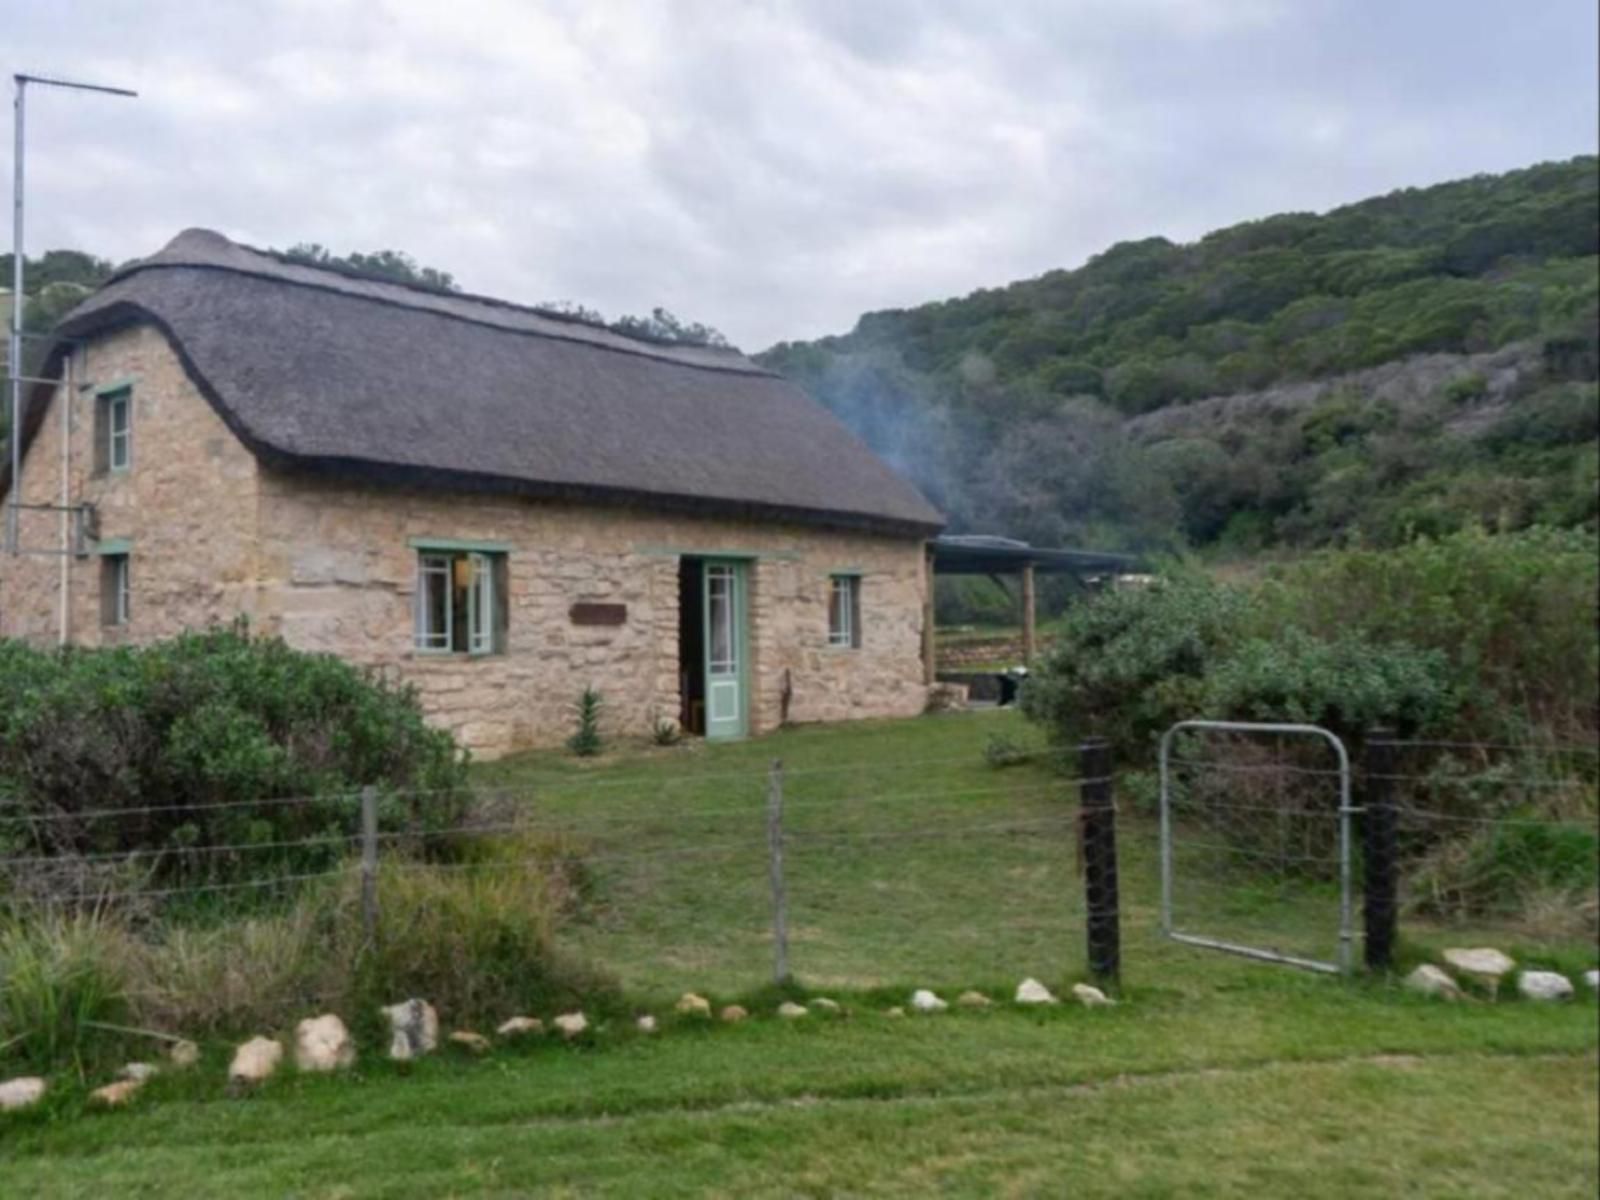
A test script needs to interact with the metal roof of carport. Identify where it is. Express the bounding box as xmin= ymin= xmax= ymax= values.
xmin=929 ymin=534 xmax=1141 ymax=576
